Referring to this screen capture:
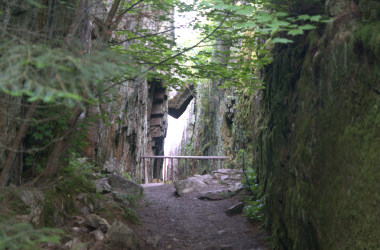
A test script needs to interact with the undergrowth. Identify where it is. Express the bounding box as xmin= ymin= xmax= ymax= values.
xmin=41 ymin=154 xmax=97 ymax=226
xmin=236 ymin=149 xmax=264 ymax=222
xmin=0 ymin=218 xmax=62 ymax=250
